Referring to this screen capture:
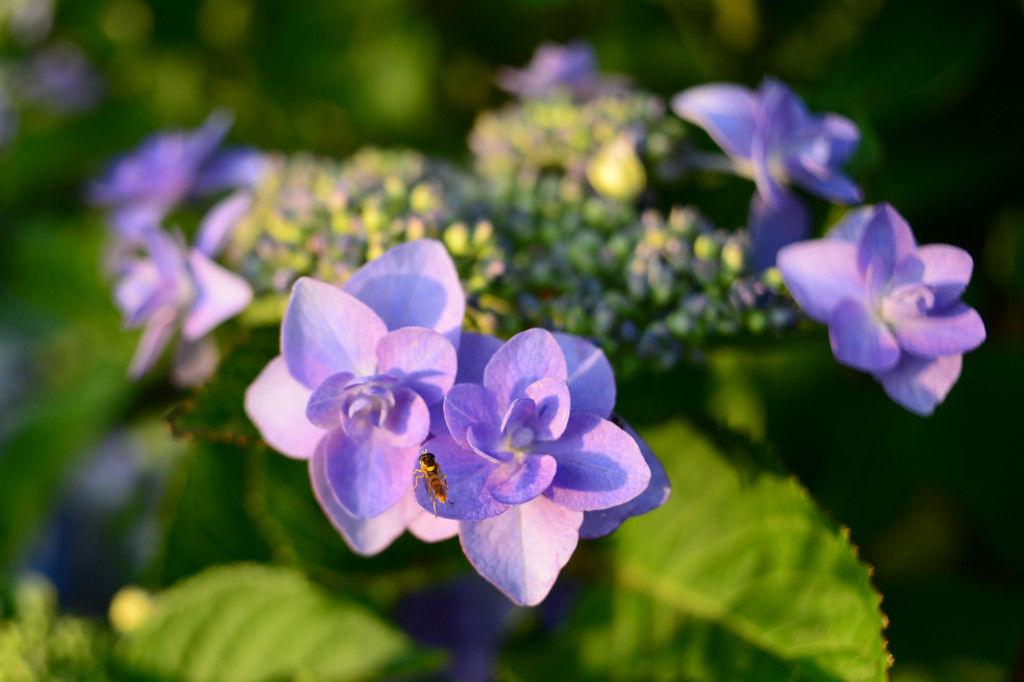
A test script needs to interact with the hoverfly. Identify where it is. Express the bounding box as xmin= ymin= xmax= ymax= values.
xmin=412 ymin=449 xmax=453 ymax=517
